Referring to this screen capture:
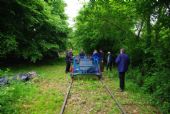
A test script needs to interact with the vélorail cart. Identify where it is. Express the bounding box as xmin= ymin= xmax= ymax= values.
xmin=70 ymin=56 xmax=102 ymax=79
